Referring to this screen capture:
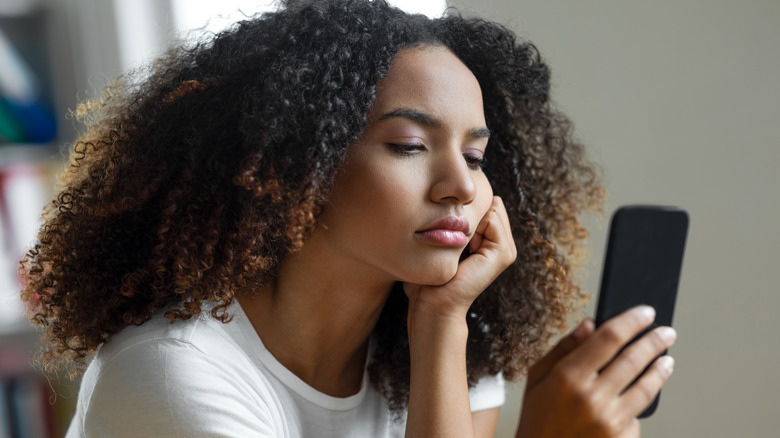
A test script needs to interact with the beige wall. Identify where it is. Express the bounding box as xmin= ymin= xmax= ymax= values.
xmin=447 ymin=1 xmax=780 ymax=437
